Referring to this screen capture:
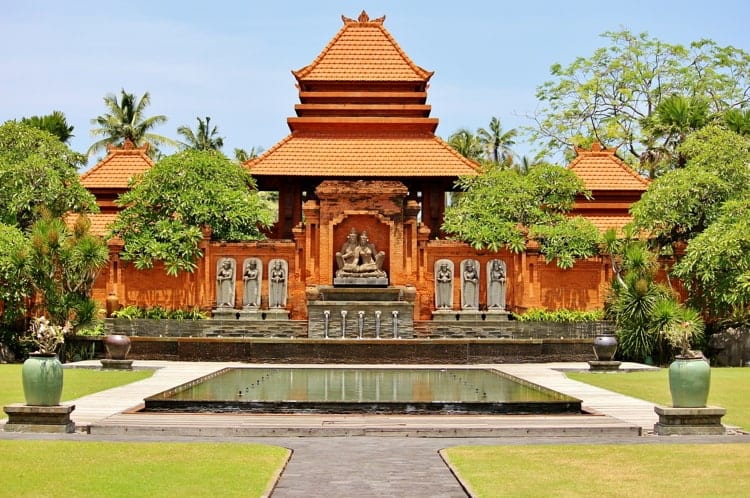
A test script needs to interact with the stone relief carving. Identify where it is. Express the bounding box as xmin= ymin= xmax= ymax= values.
xmin=215 ymin=257 xmax=236 ymax=308
xmin=487 ymin=259 xmax=507 ymax=310
xmin=460 ymin=259 xmax=480 ymax=310
xmin=269 ymin=259 xmax=288 ymax=308
xmin=242 ymin=258 xmax=262 ymax=309
xmin=434 ymin=259 xmax=454 ymax=310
